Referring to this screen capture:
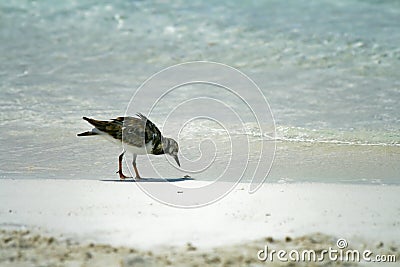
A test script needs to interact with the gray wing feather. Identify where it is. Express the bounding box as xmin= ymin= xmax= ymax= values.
xmin=83 ymin=115 xmax=162 ymax=151
xmin=121 ymin=117 xmax=147 ymax=147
